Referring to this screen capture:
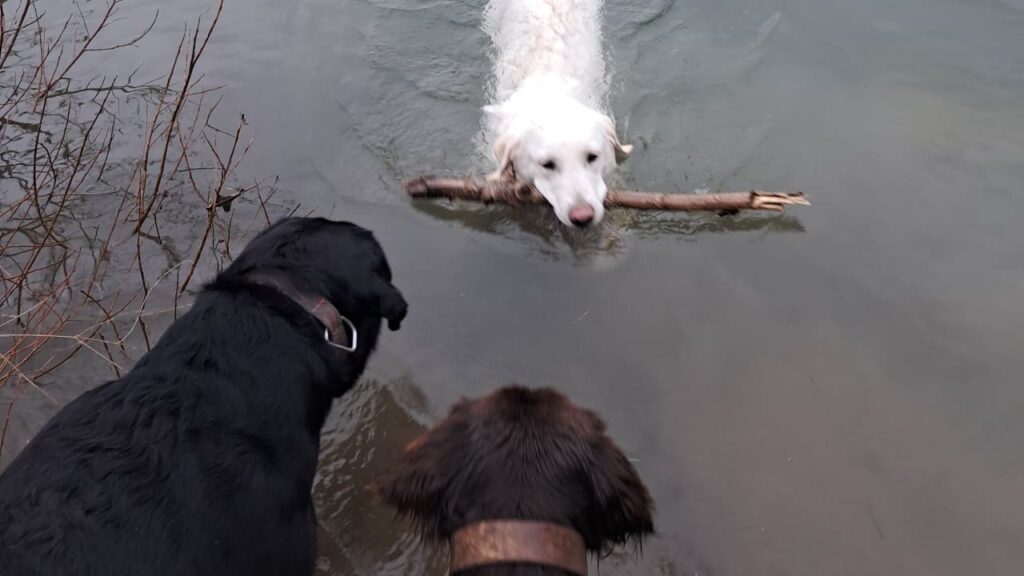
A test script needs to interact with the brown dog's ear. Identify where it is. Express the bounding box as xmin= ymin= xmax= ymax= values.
xmin=583 ymin=425 xmax=654 ymax=552
xmin=379 ymin=403 xmax=467 ymax=538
